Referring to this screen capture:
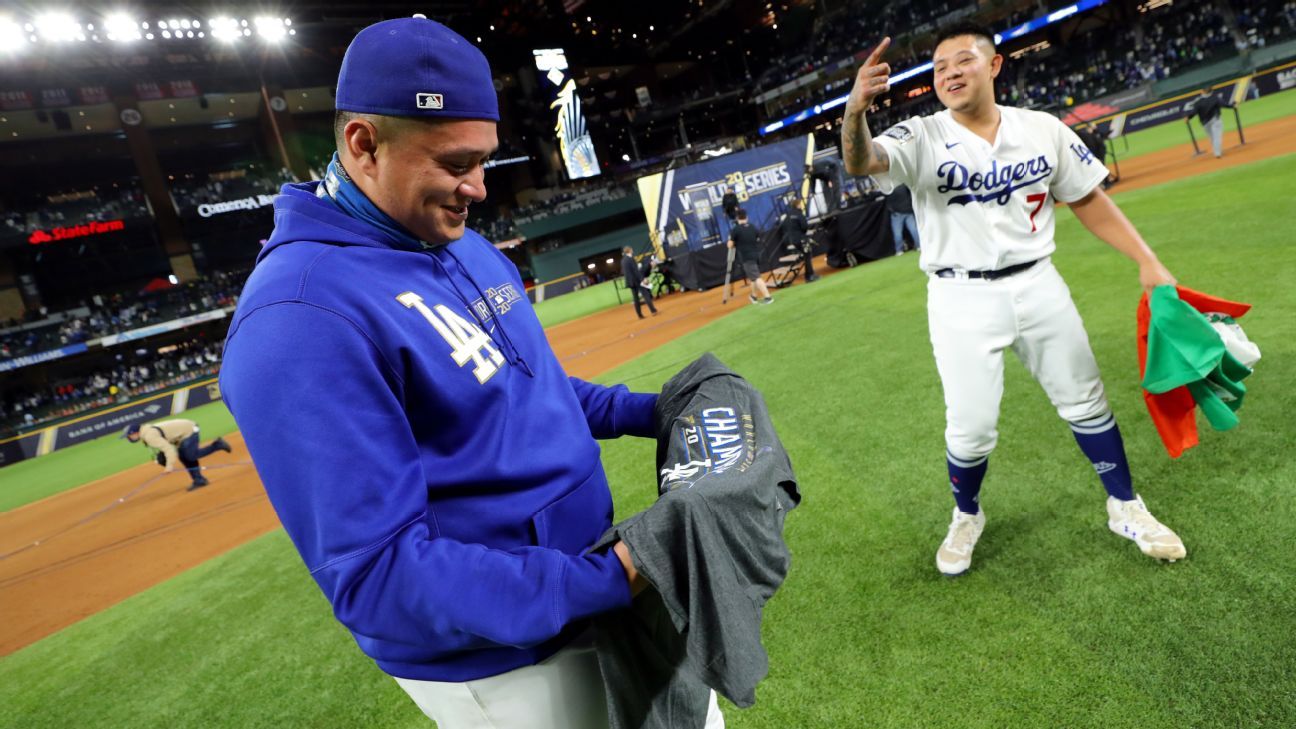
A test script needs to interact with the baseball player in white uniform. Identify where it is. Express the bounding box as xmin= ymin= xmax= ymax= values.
xmin=841 ymin=23 xmax=1187 ymax=575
